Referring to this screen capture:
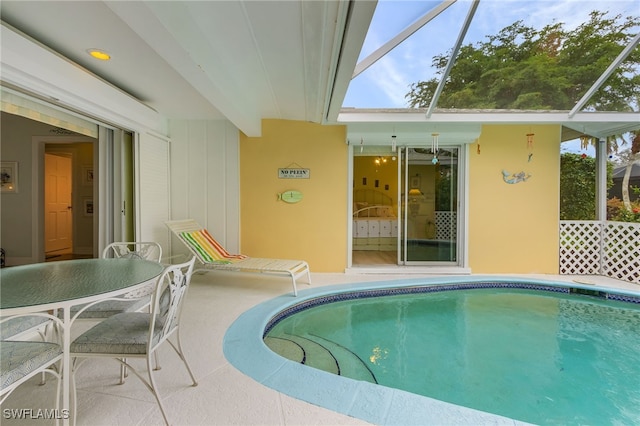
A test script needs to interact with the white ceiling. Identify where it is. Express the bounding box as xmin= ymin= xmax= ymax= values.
xmin=1 ymin=0 xmax=638 ymax=144
xmin=0 ymin=0 xmax=373 ymax=137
